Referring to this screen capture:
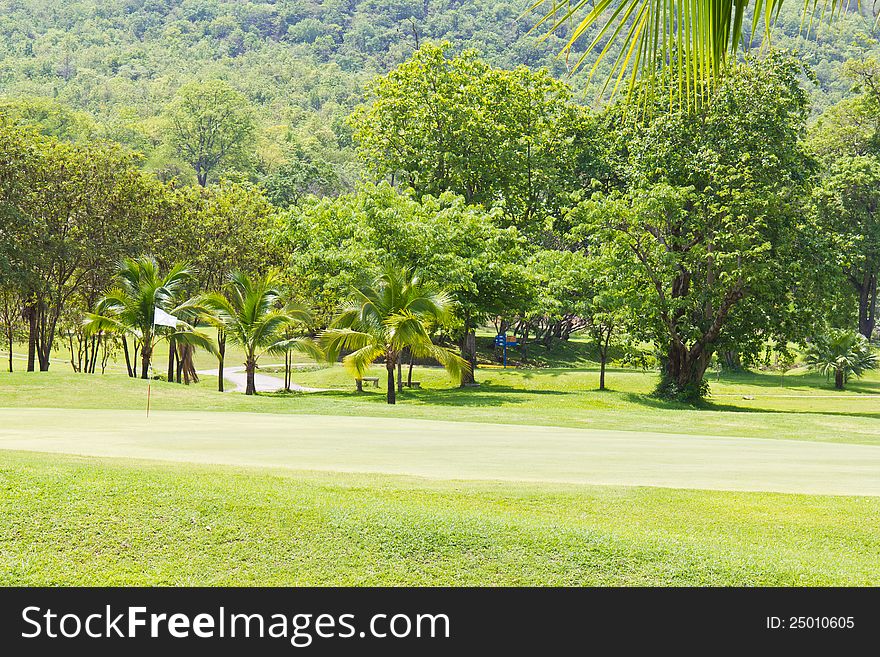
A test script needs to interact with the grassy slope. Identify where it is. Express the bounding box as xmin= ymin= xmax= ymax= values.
xmin=3 ymin=450 xmax=879 ymax=586
xmin=1 ymin=365 xmax=878 ymax=444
